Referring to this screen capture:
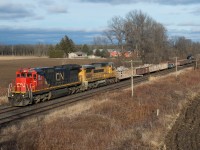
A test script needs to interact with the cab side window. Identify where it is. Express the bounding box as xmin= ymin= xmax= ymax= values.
xmin=33 ymin=74 xmax=37 ymax=80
